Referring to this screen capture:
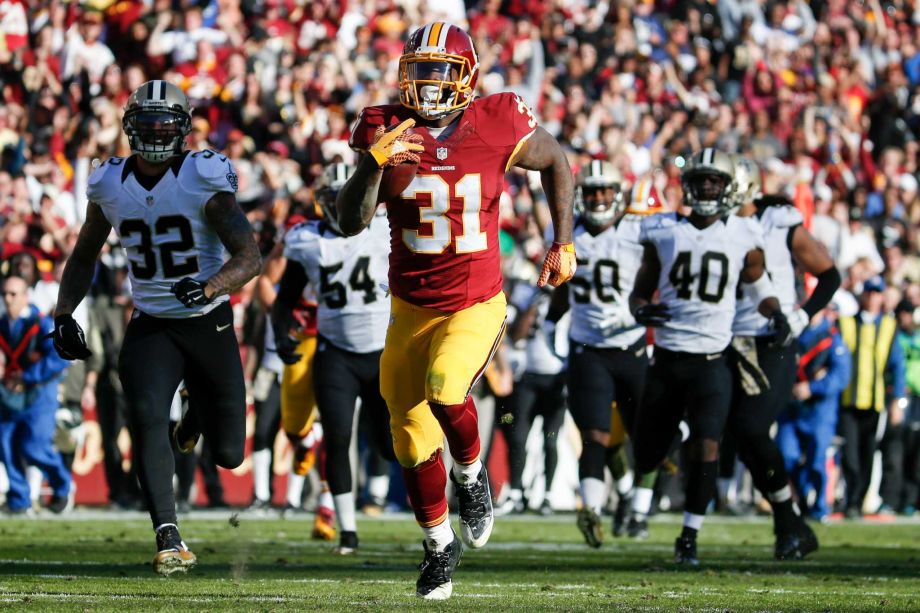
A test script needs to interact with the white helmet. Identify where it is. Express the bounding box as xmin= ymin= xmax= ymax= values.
xmin=575 ymin=160 xmax=625 ymax=228
xmin=123 ymin=80 xmax=192 ymax=163
xmin=681 ymin=148 xmax=736 ymax=216
xmin=314 ymin=163 xmax=355 ymax=235
xmin=729 ymin=154 xmax=762 ymax=213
